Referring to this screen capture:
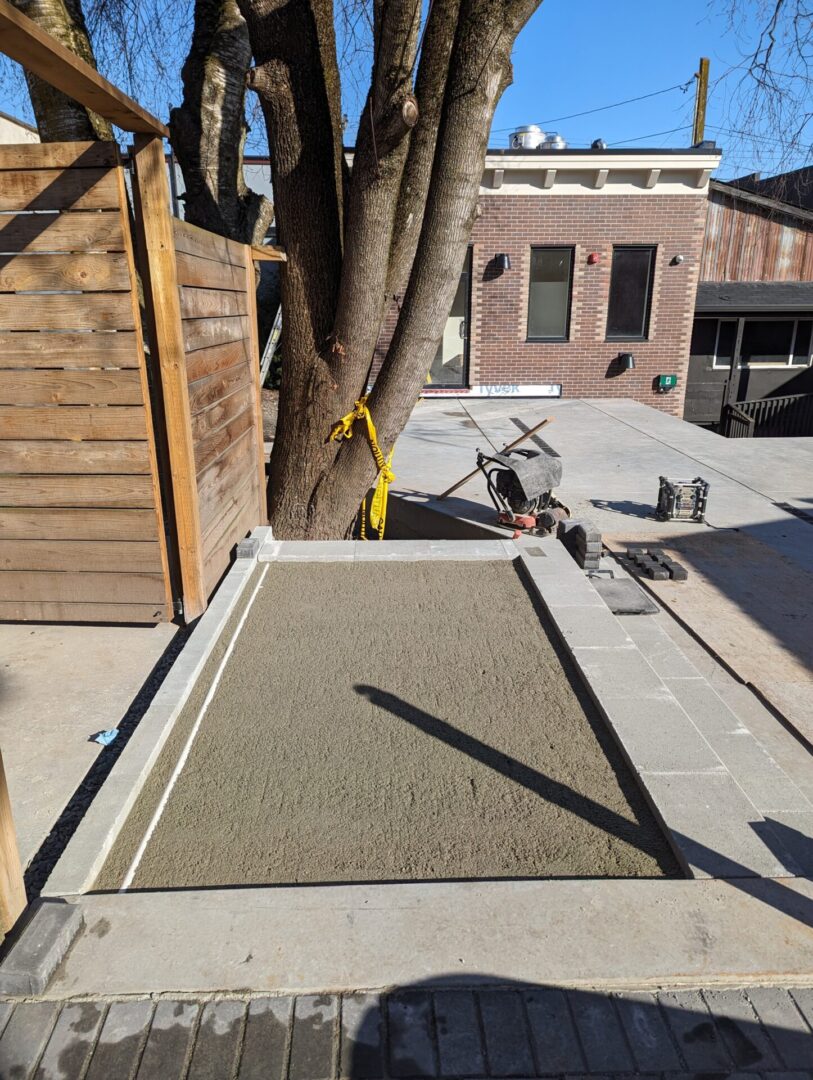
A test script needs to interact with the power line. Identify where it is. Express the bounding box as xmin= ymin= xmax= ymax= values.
xmin=608 ymin=124 xmax=692 ymax=146
xmin=491 ymin=79 xmax=693 ymax=134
